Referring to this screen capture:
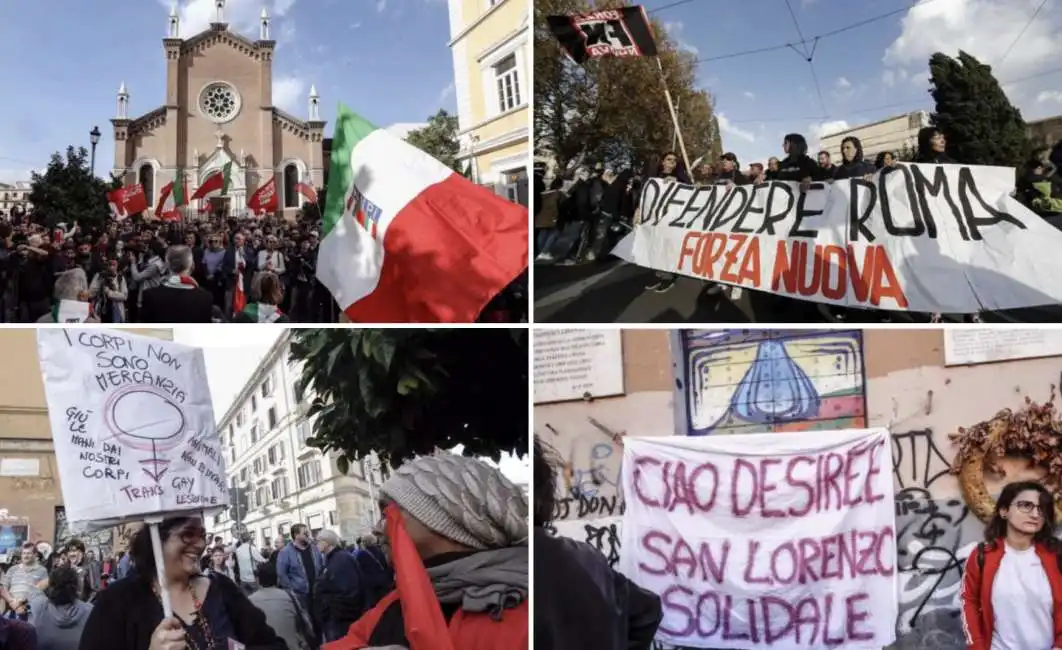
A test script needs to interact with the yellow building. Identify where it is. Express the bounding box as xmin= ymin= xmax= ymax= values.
xmin=447 ymin=0 xmax=529 ymax=205
xmin=0 ymin=181 xmax=32 ymax=218
xmin=0 ymin=328 xmax=172 ymax=556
